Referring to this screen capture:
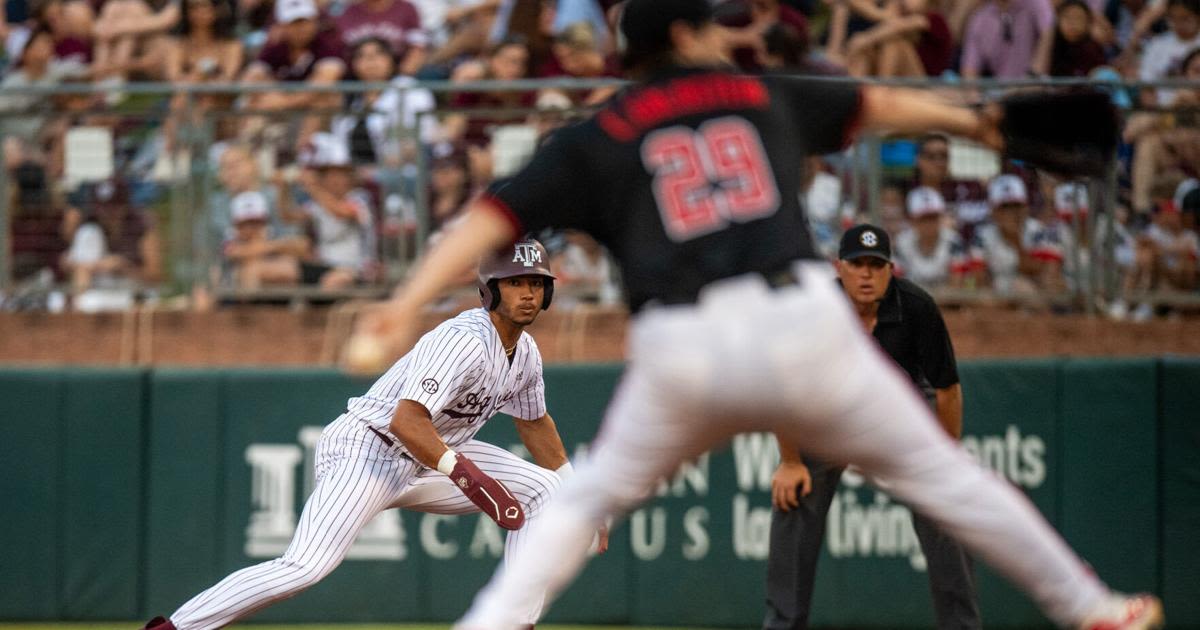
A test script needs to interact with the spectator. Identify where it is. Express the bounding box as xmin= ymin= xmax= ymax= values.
xmin=162 ymin=0 xmax=242 ymax=150
xmin=421 ymin=0 xmax=500 ymax=67
xmin=1033 ymin=0 xmax=1107 ymax=75
xmin=1144 ymin=198 xmax=1199 ymax=291
xmin=1108 ymin=0 xmax=1168 ymax=54
xmin=893 ymin=186 xmax=976 ymax=289
xmin=842 ymin=0 xmax=953 ymax=77
xmin=427 ymin=145 xmax=472 ymax=229
xmin=537 ymin=20 xmax=618 ymax=105
xmin=92 ymin=0 xmax=176 ymax=80
xmin=241 ymin=0 xmax=346 ymax=123
xmin=720 ymin=0 xmax=810 ymax=72
xmin=7 ymin=159 xmax=68 ymax=285
xmin=960 ymin=0 xmax=1054 ymax=78
xmin=210 ymin=144 xmax=296 ymax=251
xmin=34 ymin=0 xmax=95 ymax=67
xmin=288 ymin=133 xmax=377 ymax=288
xmin=331 ymin=37 xmax=437 ymax=167
xmin=909 ymin=133 xmax=989 ymax=240
xmin=1125 ymin=45 xmax=1200 ymax=214
xmin=166 ymin=0 xmax=240 ymax=82
xmin=335 ymin=0 xmax=428 ymax=75
xmin=973 ymin=174 xmax=1057 ymax=298
xmin=0 ymin=27 xmax=88 ymax=146
xmin=61 ymin=178 xmax=163 ymax=310
xmin=1138 ymin=0 xmax=1200 ymax=105
xmin=222 ymin=190 xmax=312 ymax=289
xmin=444 ymin=35 xmax=534 ymax=147
xmin=550 ymin=231 xmax=621 ymax=306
